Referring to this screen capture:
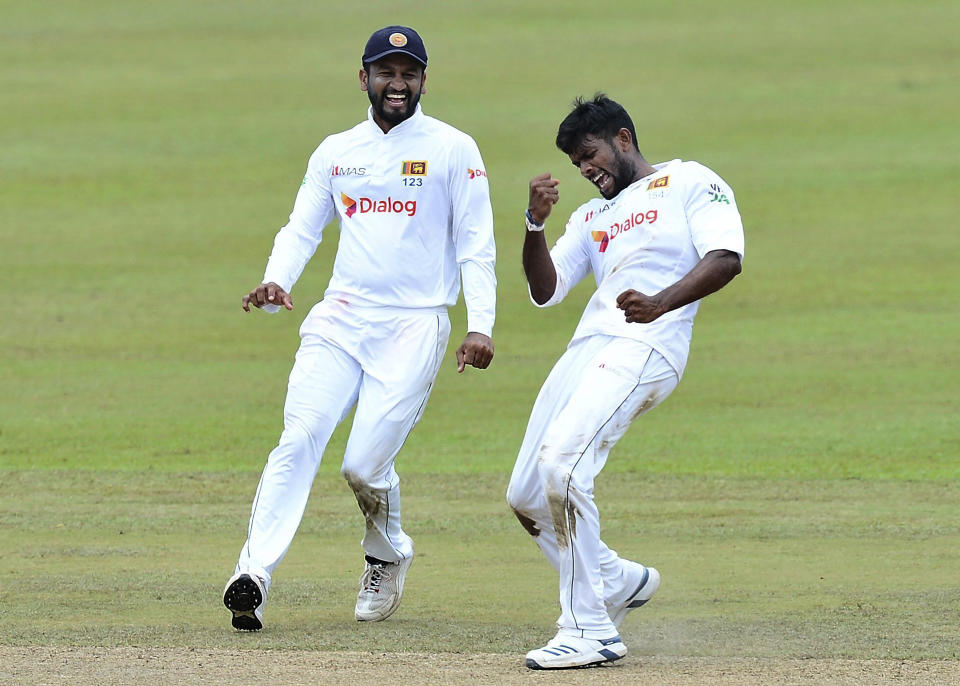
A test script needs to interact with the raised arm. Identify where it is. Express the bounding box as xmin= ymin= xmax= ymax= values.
xmin=523 ymin=173 xmax=560 ymax=305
